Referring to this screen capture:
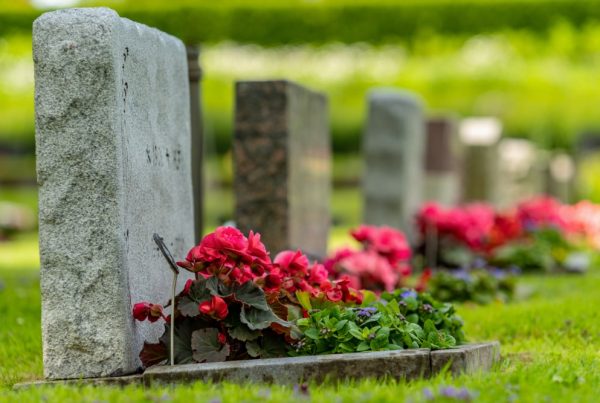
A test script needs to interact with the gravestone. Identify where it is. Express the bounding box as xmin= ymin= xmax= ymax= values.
xmin=34 ymin=8 xmax=194 ymax=379
xmin=459 ymin=117 xmax=502 ymax=204
xmin=424 ymin=117 xmax=460 ymax=206
xmin=362 ymin=89 xmax=425 ymax=241
xmin=234 ymin=80 xmax=331 ymax=257
xmin=497 ymin=139 xmax=544 ymax=208
xmin=546 ymin=152 xmax=575 ymax=203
